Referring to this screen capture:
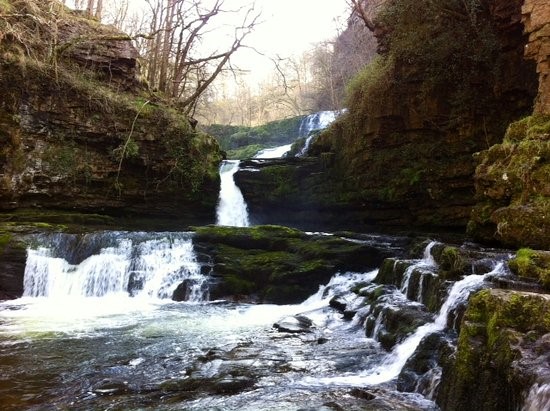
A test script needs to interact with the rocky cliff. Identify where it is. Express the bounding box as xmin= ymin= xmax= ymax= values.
xmin=236 ymin=0 xmax=539 ymax=235
xmin=467 ymin=0 xmax=550 ymax=249
xmin=522 ymin=0 xmax=550 ymax=114
xmin=0 ymin=0 xmax=223 ymax=225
